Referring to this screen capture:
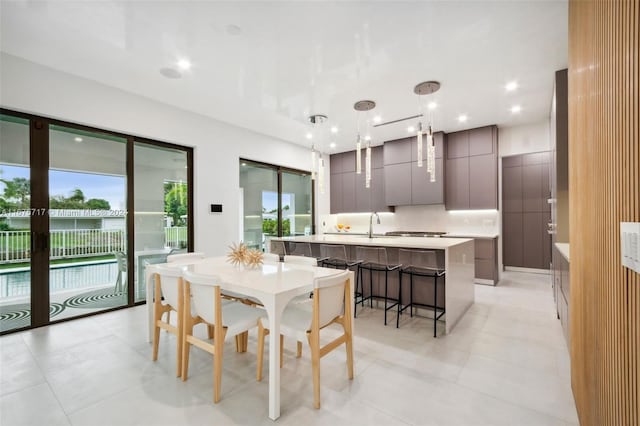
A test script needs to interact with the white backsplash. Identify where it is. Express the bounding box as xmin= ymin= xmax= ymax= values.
xmin=320 ymin=205 xmax=499 ymax=236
